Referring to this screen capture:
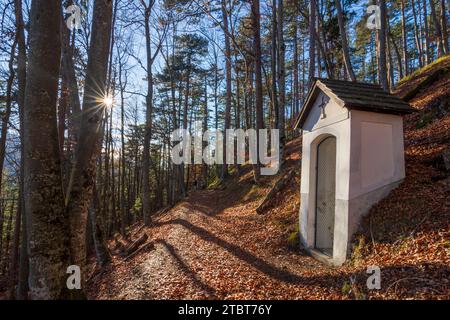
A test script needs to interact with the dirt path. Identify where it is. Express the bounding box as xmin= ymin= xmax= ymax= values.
xmin=88 ymin=58 xmax=450 ymax=300
xmin=88 ymin=183 xmax=352 ymax=300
